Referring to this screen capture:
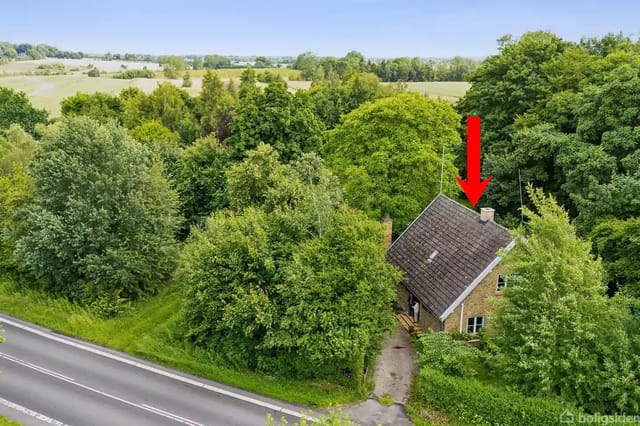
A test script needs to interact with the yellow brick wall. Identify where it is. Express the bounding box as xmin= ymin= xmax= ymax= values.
xmin=418 ymin=308 xmax=442 ymax=332
xmin=396 ymin=283 xmax=442 ymax=331
xmin=443 ymin=266 xmax=505 ymax=333
xmin=396 ymin=282 xmax=410 ymax=312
